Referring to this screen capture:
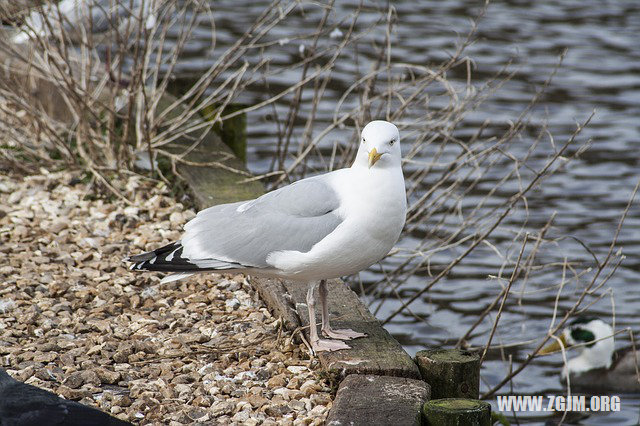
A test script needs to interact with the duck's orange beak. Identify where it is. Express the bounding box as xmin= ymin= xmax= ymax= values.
xmin=540 ymin=334 xmax=569 ymax=355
